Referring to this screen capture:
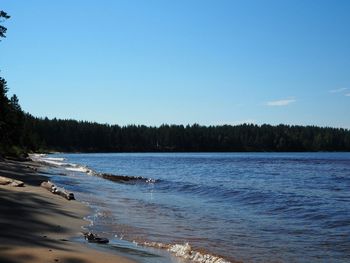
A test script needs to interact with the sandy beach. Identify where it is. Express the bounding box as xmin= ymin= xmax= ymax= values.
xmin=0 ymin=158 xmax=134 ymax=263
